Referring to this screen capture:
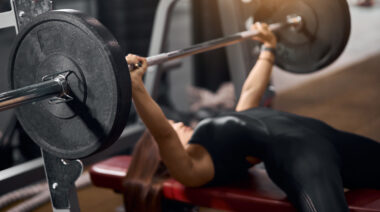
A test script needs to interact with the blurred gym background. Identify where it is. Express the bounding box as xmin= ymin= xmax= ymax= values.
xmin=0 ymin=0 xmax=379 ymax=211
